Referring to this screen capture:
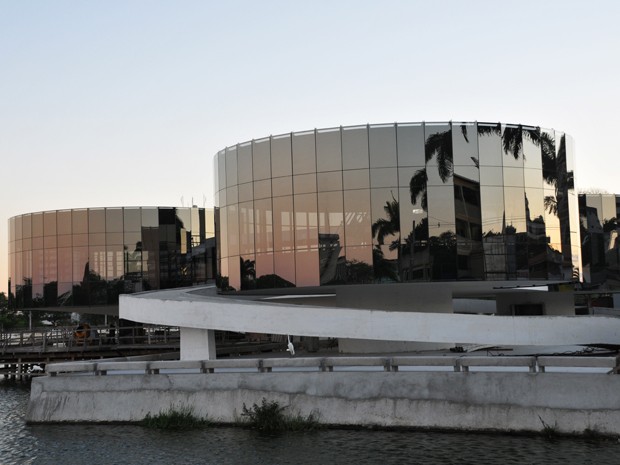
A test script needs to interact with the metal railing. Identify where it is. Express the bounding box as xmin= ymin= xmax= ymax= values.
xmin=0 ymin=324 xmax=181 ymax=354
xmin=45 ymin=354 xmax=620 ymax=377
